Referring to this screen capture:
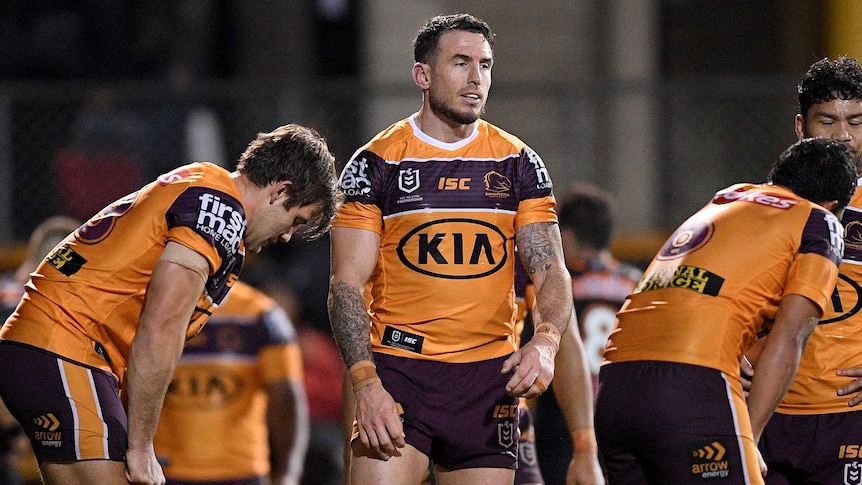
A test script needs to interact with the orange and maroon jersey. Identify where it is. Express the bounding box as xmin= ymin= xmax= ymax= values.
xmin=779 ymin=178 xmax=862 ymax=414
xmin=155 ymin=280 xmax=302 ymax=481
xmin=604 ymin=183 xmax=843 ymax=379
xmin=0 ymin=163 xmax=246 ymax=383
xmin=334 ymin=115 xmax=557 ymax=363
